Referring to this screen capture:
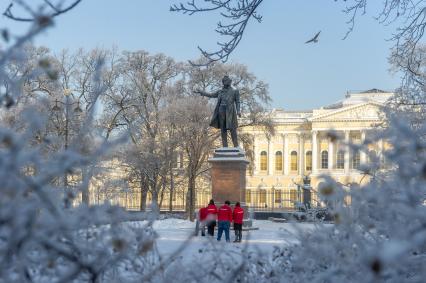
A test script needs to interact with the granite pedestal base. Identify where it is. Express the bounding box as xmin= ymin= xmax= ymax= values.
xmin=208 ymin=147 xmax=252 ymax=227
